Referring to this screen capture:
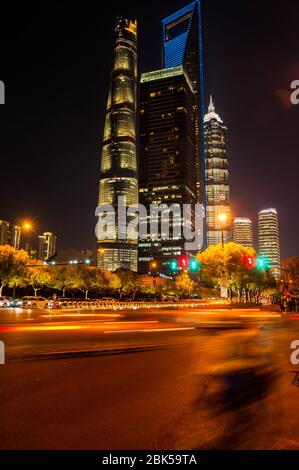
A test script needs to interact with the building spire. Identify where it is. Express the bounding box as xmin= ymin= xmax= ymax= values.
xmin=208 ymin=94 xmax=215 ymax=113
